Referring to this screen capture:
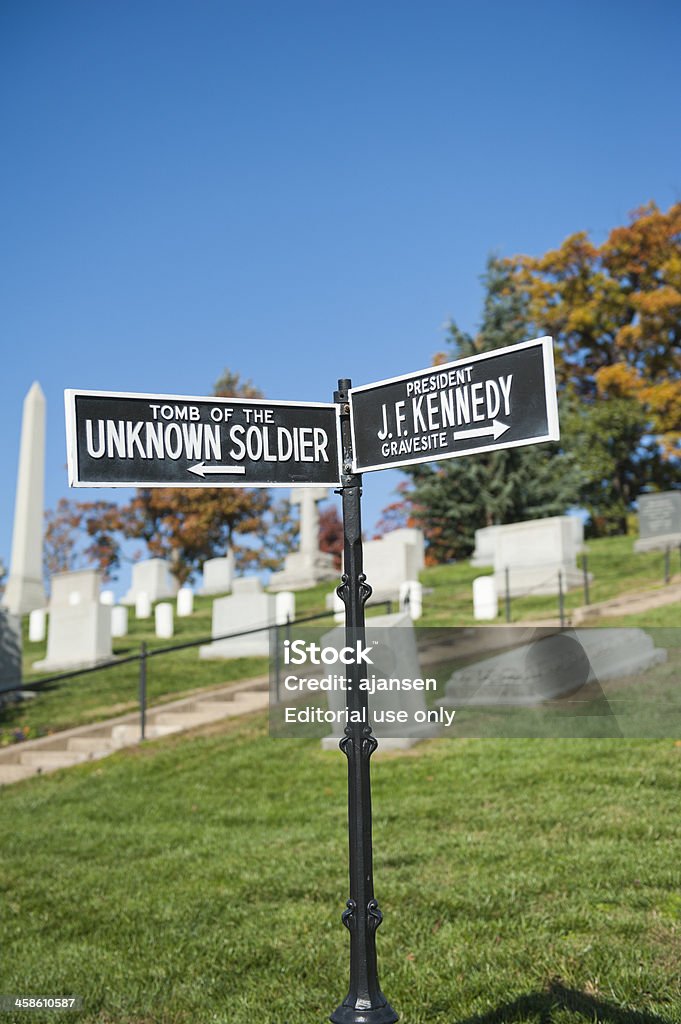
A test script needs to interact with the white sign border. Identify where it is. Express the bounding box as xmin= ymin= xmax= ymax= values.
xmin=348 ymin=336 xmax=560 ymax=474
xmin=65 ymin=388 xmax=343 ymax=488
